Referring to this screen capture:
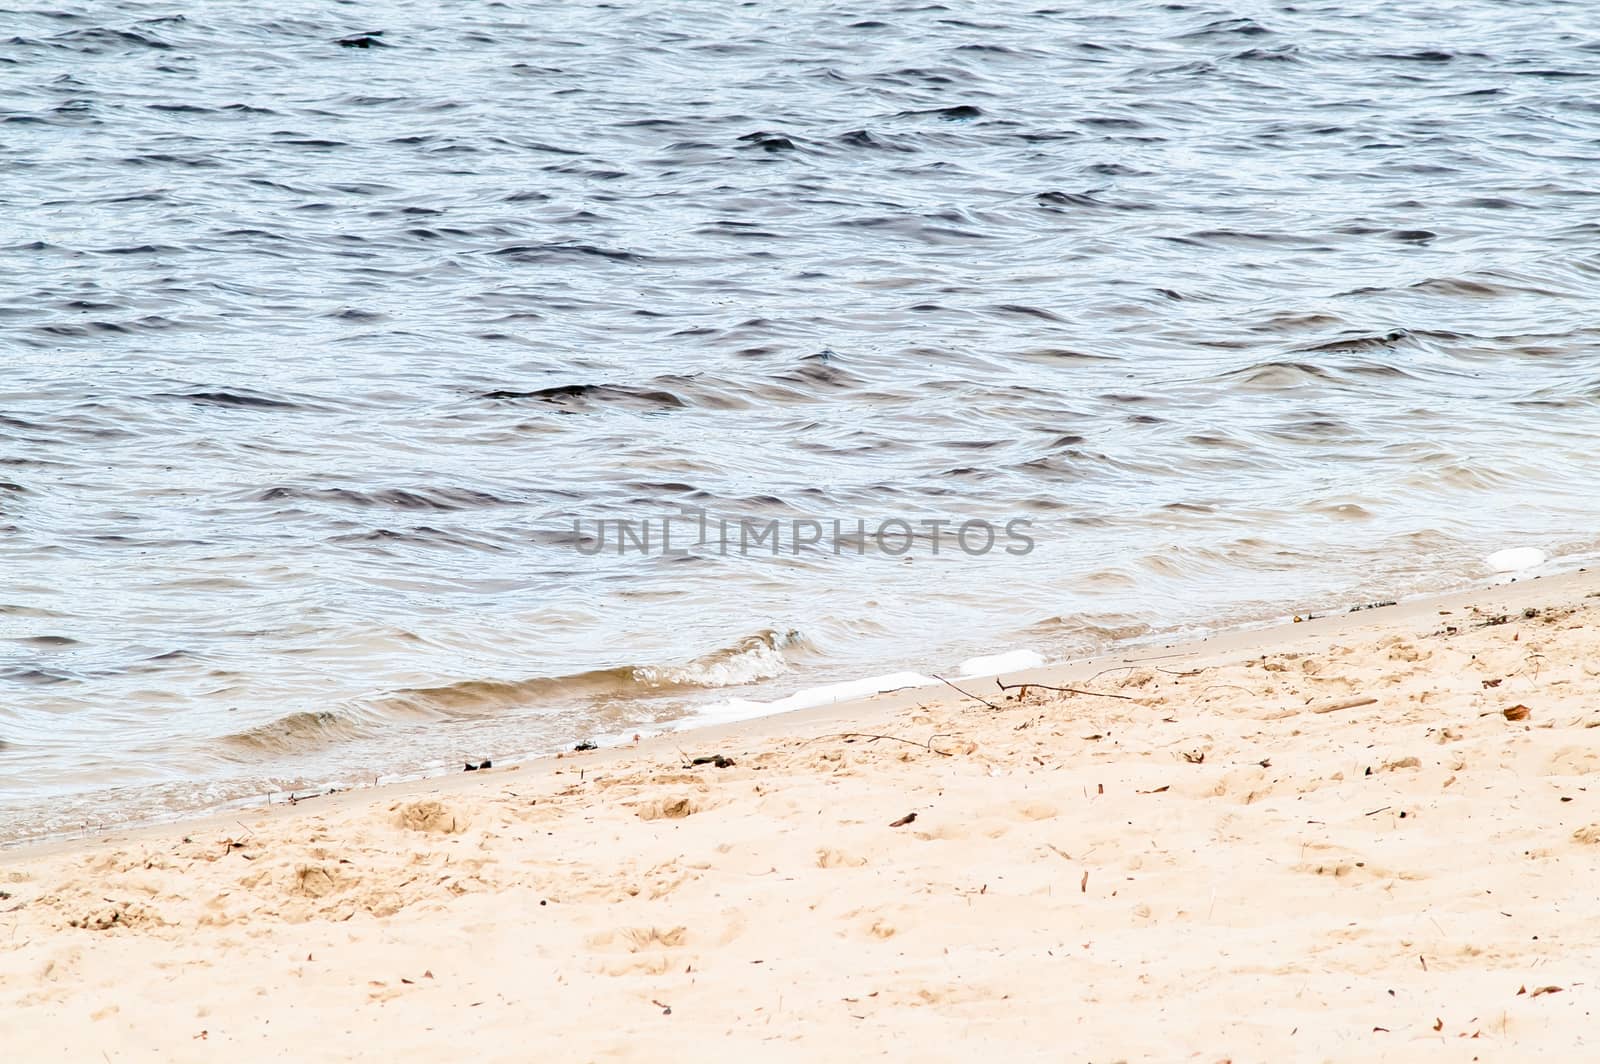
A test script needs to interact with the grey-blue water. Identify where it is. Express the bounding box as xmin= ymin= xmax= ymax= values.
xmin=3 ymin=0 xmax=1598 ymax=842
